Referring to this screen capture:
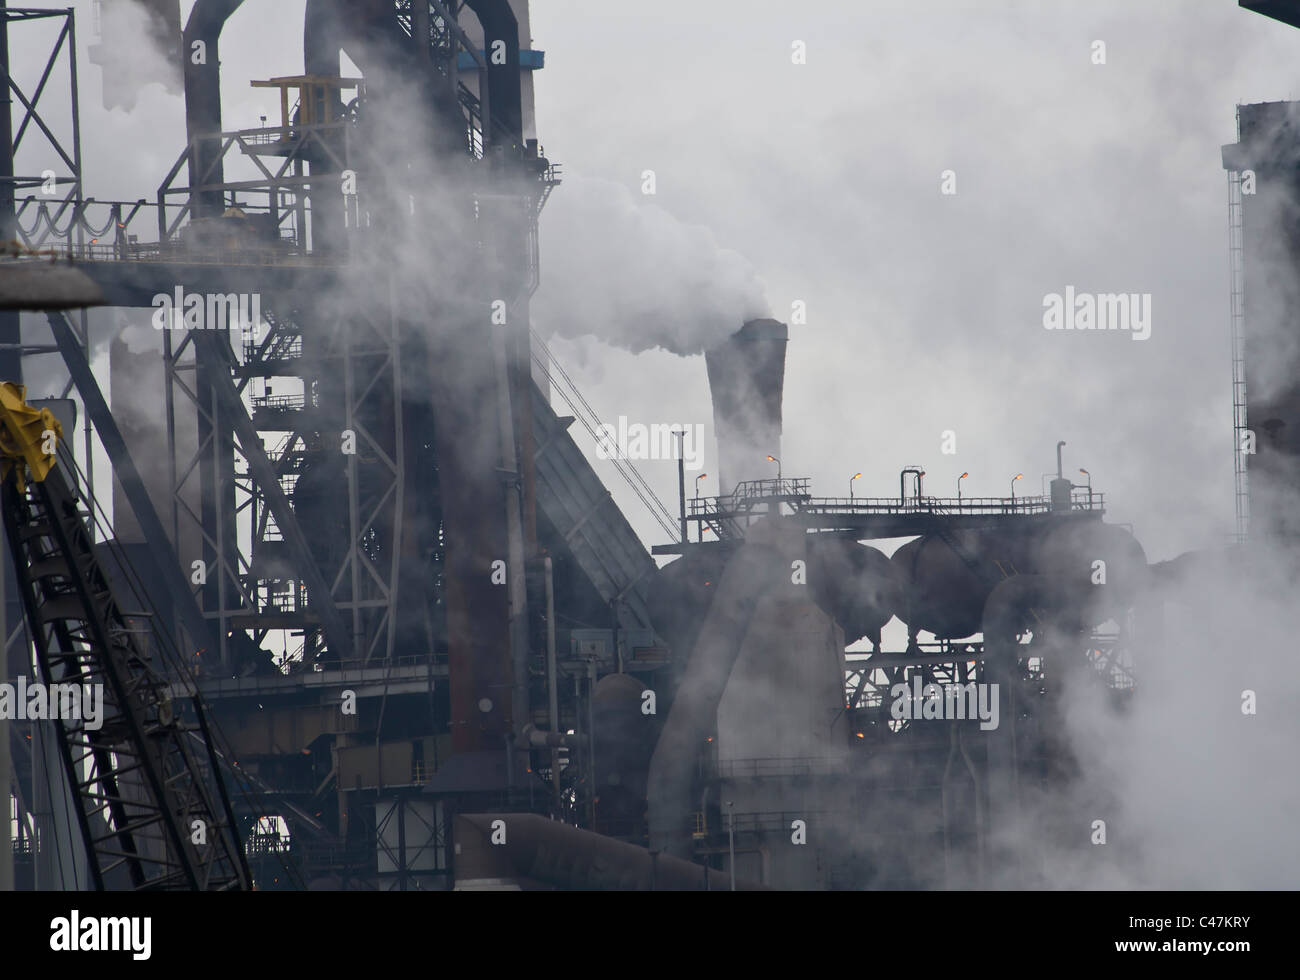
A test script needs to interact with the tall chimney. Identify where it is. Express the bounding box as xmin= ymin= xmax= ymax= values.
xmin=705 ymin=318 xmax=788 ymax=495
